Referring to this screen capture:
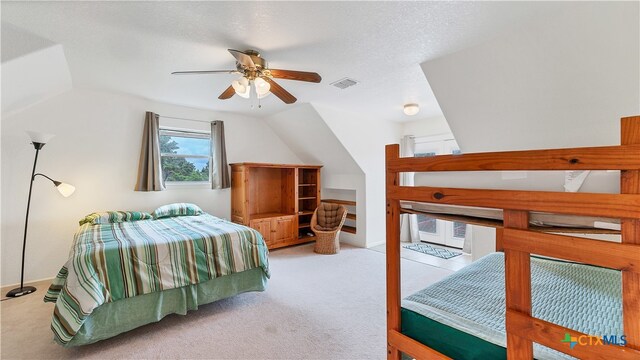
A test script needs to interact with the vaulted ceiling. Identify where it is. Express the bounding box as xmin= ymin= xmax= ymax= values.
xmin=2 ymin=1 xmax=571 ymax=122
